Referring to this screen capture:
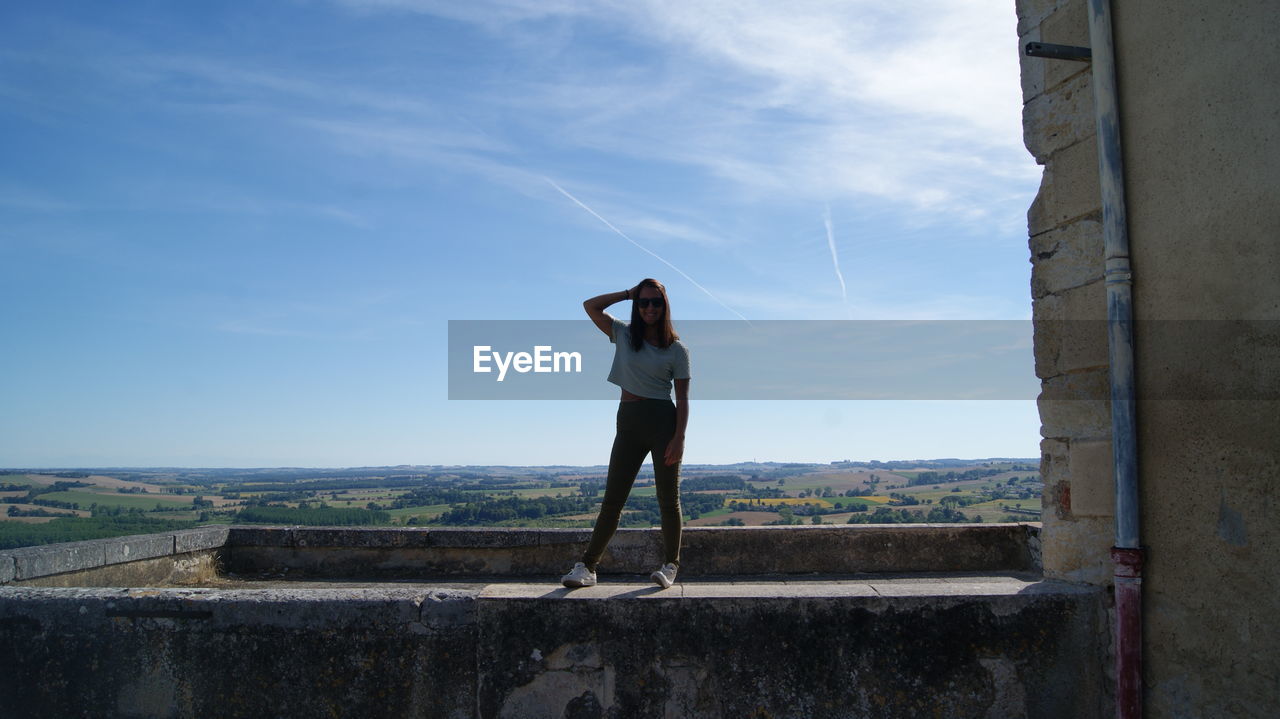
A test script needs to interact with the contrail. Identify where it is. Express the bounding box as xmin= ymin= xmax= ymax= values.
xmin=545 ymin=177 xmax=751 ymax=323
xmin=824 ymin=205 xmax=852 ymax=319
